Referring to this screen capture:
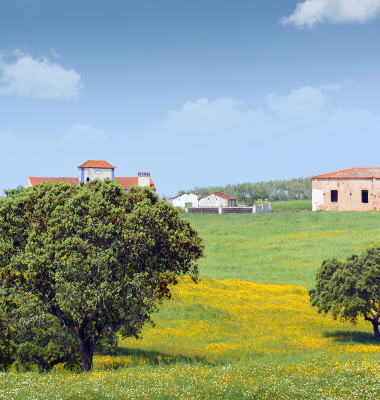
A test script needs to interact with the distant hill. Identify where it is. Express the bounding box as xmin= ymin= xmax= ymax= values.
xmin=179 ymin=177 xmax=311 ymax=205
